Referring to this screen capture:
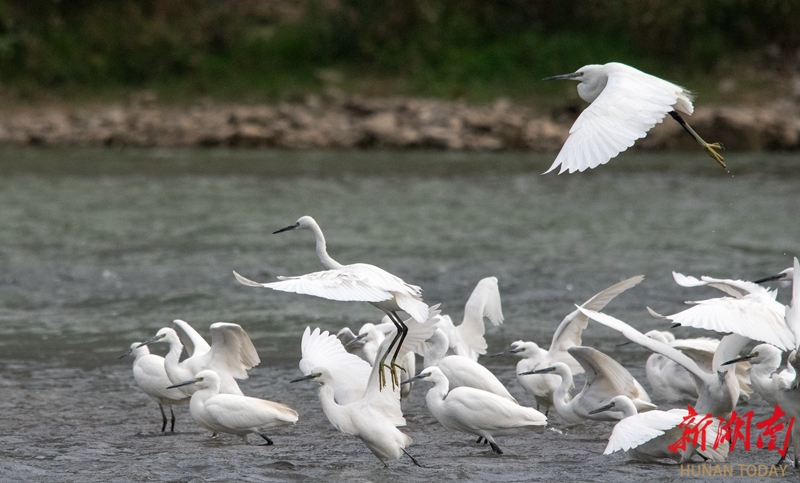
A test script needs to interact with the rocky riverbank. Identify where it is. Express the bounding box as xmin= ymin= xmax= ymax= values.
xmin=1 ymin=94 xmax=799 ymax=152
